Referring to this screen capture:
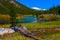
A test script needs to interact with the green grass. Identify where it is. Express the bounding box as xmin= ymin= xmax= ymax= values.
xmin=0 ymin=20 xmax=60 ymax=40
